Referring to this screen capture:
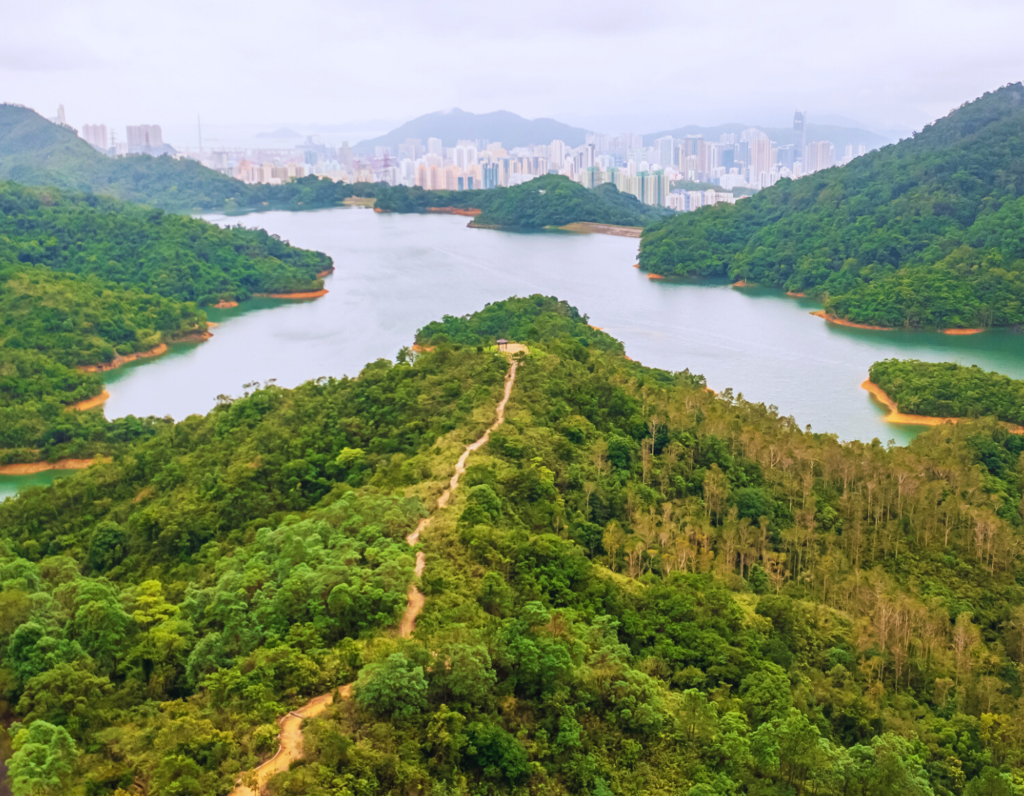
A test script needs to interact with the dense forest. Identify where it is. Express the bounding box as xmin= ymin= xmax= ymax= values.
xmin=638 ymin=83 xmax=1024 ymax=330
xmin=0 ymin=181 xmax=332 ymax=461
xmin=0 ymin=181 xmax=329 ymax=303
xmin=374 ymin=175 xmax=672 ymax=228
xmin=870 ymin=359 xmax=1024 ymax=426
xmin=2 ymin=297 xmax=1023 ymax=796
